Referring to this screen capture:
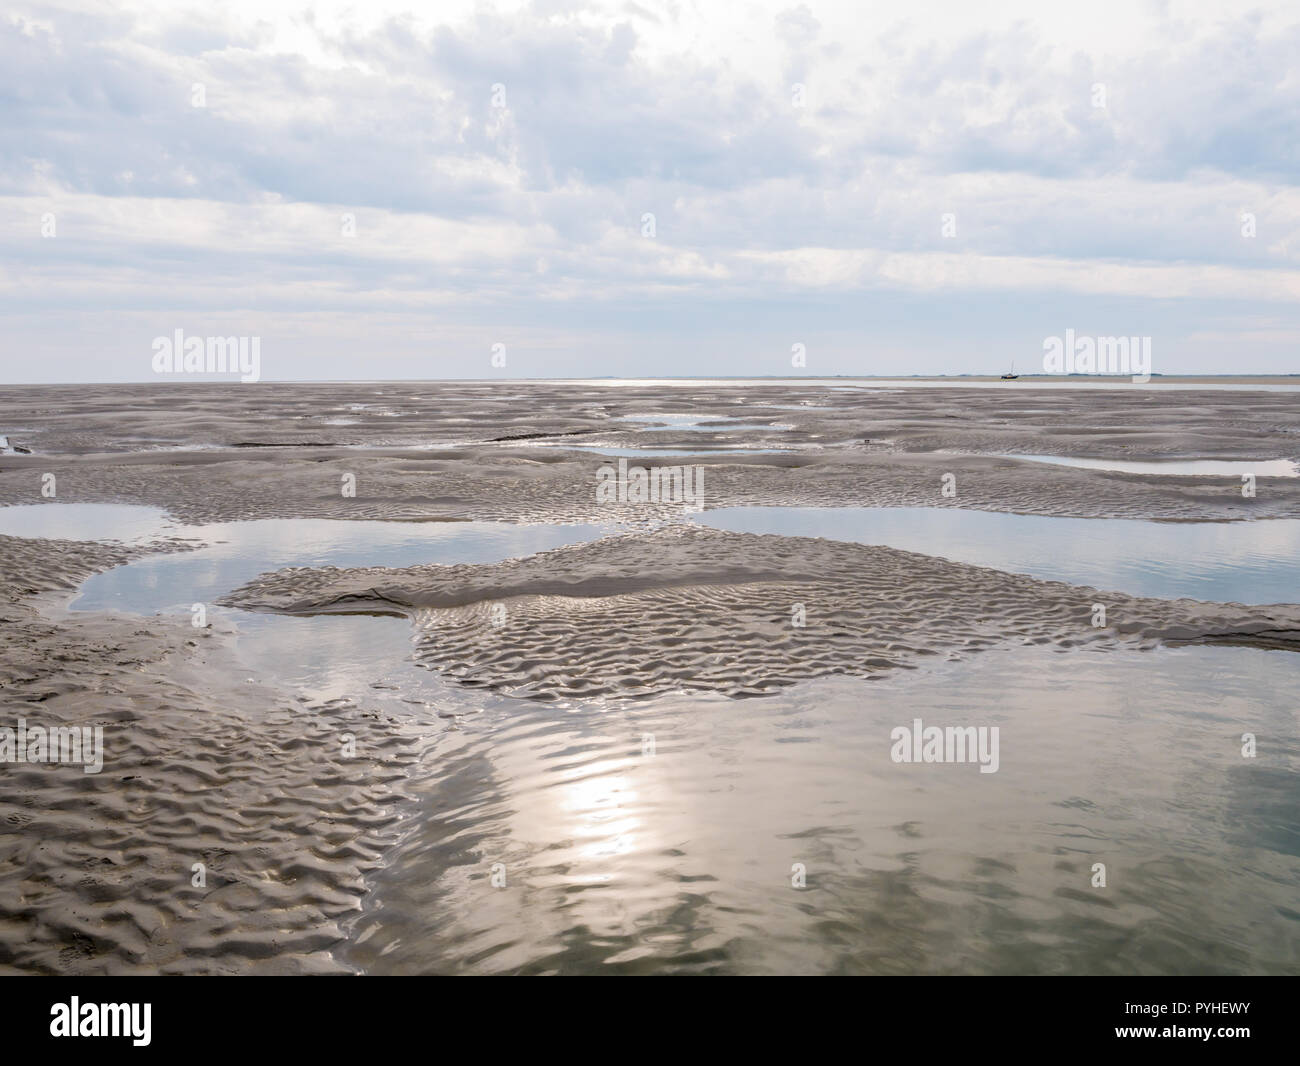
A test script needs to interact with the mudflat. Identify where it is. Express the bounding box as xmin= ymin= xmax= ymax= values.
xmin=1 ymin=381 xmax=1297 ymax=974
